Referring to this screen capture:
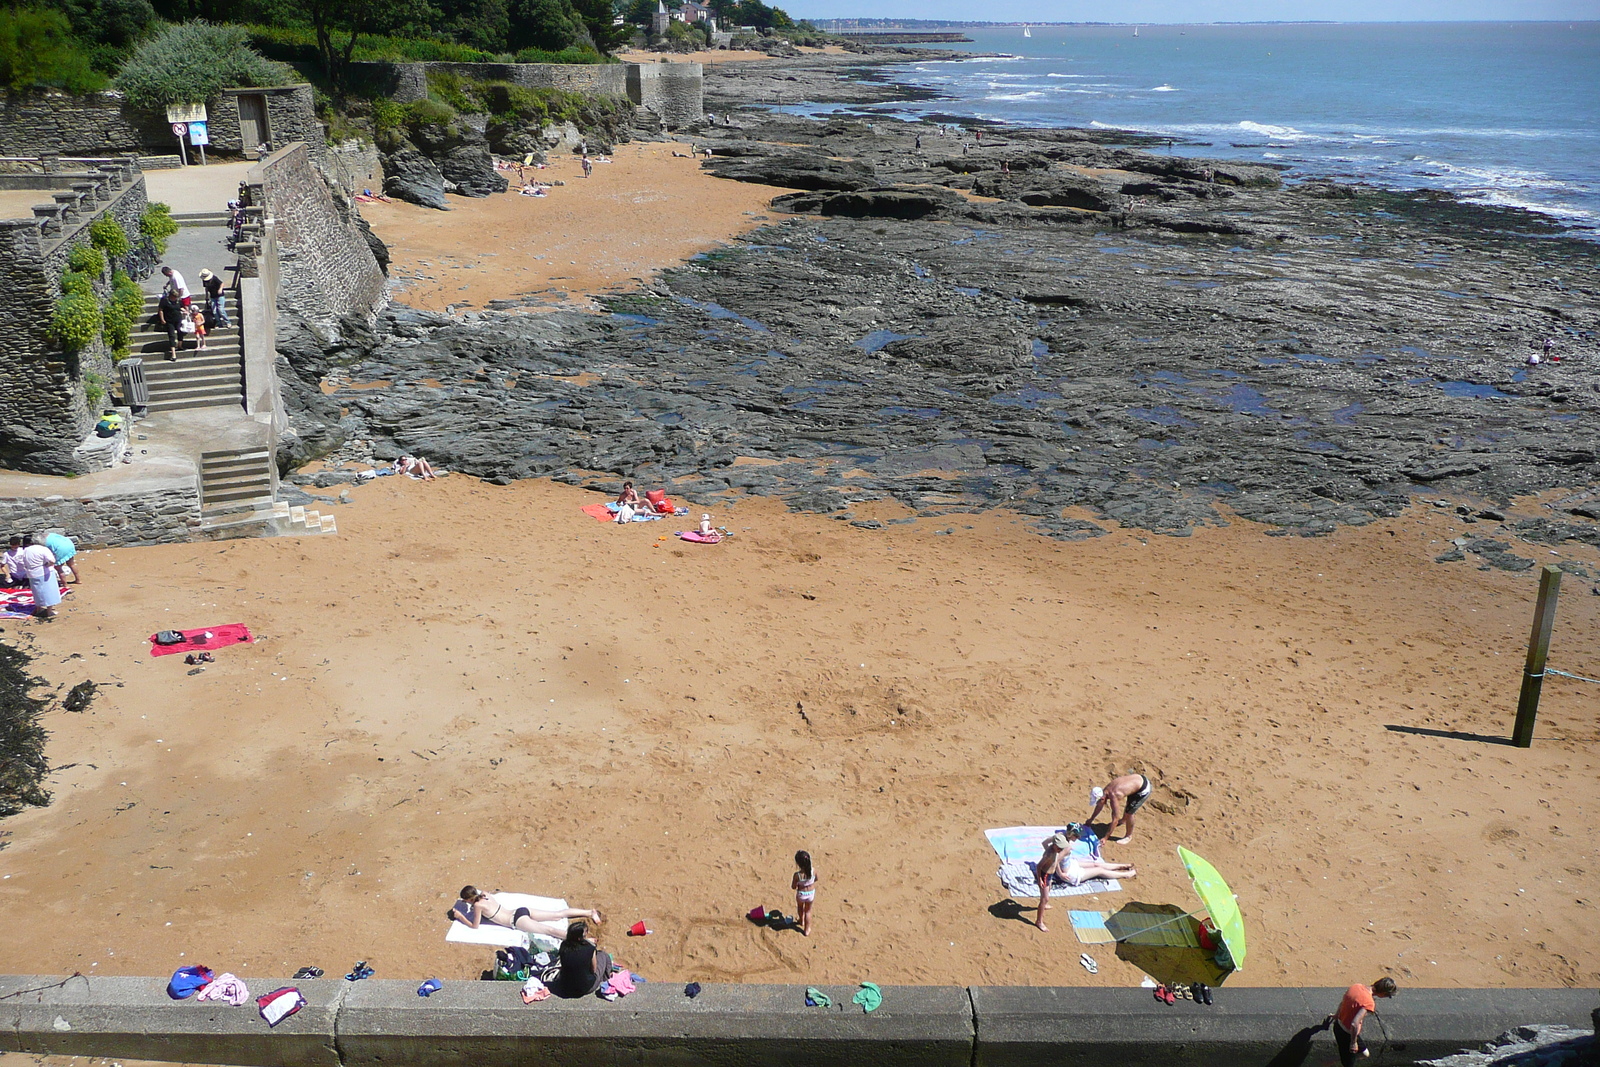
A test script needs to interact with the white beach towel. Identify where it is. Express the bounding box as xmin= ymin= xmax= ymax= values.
xmin=986 ymin=826 xmax=1121 ymax=899
xmin=445 ymin=893 xmax=569 ymax=952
